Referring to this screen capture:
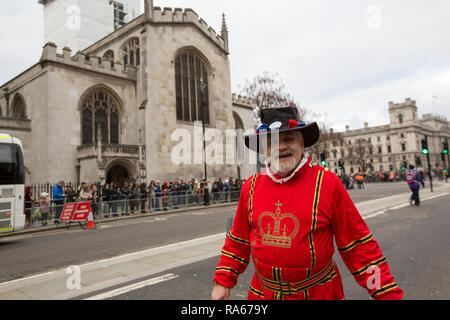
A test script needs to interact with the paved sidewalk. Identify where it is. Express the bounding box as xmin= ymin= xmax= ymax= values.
xmin=356 ymin=183 xmax=450 ymax=217
xmin=0 ymin=183 xmax=448 ymax=300
xmin=0 ymin=233 xmax=226 ymax=300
